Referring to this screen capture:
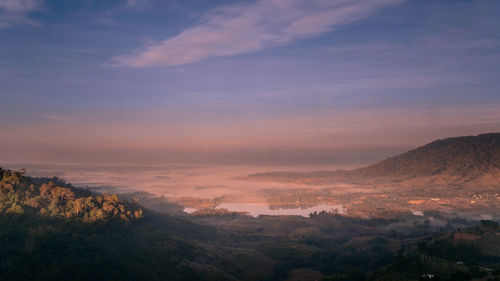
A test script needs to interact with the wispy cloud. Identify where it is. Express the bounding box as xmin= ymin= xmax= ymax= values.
xmin=40 ymin=114 xmax=74 ymax=122
xmin=124 ymin=0 xmax=151 ymax=10
xmin=93 ymin=15 xmax=117 ymax=26
xmin=112 ymin=0 xmax=401 ymax=67
xmin=0 ymin=0 xmax=43 ymax=28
